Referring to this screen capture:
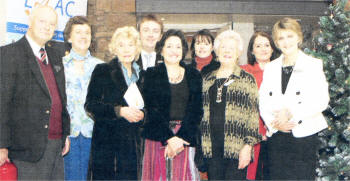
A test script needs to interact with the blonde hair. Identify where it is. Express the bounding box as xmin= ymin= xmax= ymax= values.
xmin=272 ymin=18 xmax=303 ymax=46
xmin=108 ymin=26 xmax=142 ymax=60
xmin=213 ymin=30 xmax=244 ymax=57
